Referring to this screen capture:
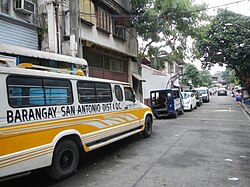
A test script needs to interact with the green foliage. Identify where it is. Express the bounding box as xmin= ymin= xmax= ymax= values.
xmin=182 ymin=64 xmax=202 ymax=87
xmin=220 ymin=69 xmax=231 ymax=84
xmin=200 ymin=70 xmax=212 ymax=87
xmin=130 ymin=0 xmax=209 ymax=69
xmin=195 ymin=9 xmax=250 ymax=87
